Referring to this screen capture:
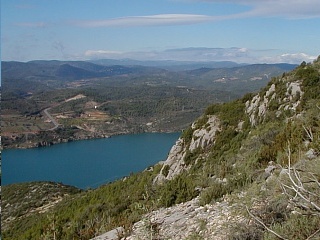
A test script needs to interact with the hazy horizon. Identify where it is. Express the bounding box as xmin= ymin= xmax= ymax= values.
xmin=1 ymin=1 xmax=319 ymax=64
